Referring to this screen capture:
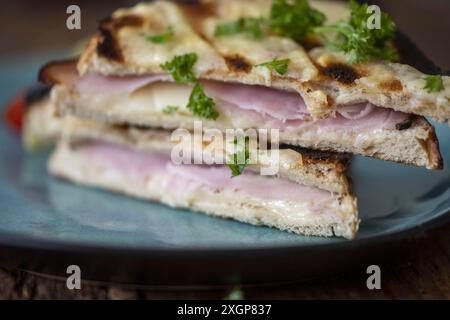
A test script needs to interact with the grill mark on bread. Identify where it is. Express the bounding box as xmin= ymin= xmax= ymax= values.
xmin=379 ymin=79 xmax=403 ymax=91
xmin=280 ymin=145 xmax=351 ymax=165
xmin=225 ymin=55 xmax=252 ymax=73
xmin=320 ymin=63 xmax=360 ymax=84
xmin=97 ymin=15 xmax=144 ymax=62
xmin=395 ymin=115 xmax=414 ymax=130
xmin=179 ymin=2 xmax=216 ymax=33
